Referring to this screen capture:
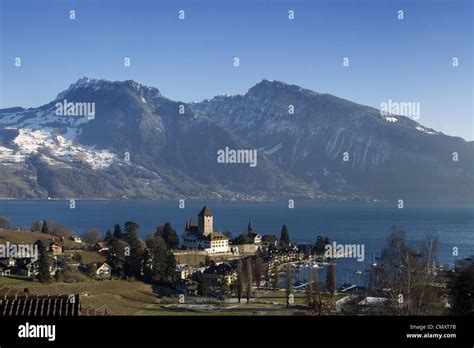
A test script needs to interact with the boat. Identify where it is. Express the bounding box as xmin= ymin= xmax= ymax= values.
xmin=354 ymin=270 xmax=362 ymax=275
